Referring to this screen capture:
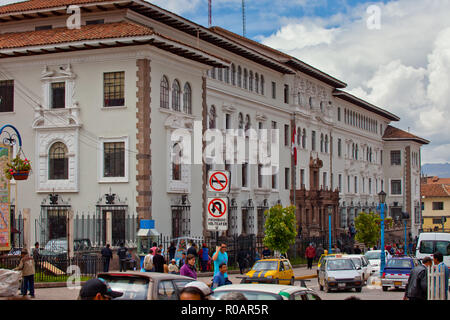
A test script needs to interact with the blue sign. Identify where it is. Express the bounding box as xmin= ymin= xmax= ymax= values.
xmin=140 ymin=219 xmax=155 ymax=229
